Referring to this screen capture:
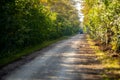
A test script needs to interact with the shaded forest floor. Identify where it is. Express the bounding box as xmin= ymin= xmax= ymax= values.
xmin=86 ymin=35 xmax=120 ymax=79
